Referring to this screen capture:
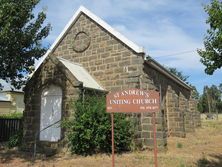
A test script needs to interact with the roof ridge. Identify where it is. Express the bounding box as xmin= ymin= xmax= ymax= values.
xmin=33 ymin=6 xmax=145 ymax=75
xmin=78 ymin=6 xmax=144 ymax=53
